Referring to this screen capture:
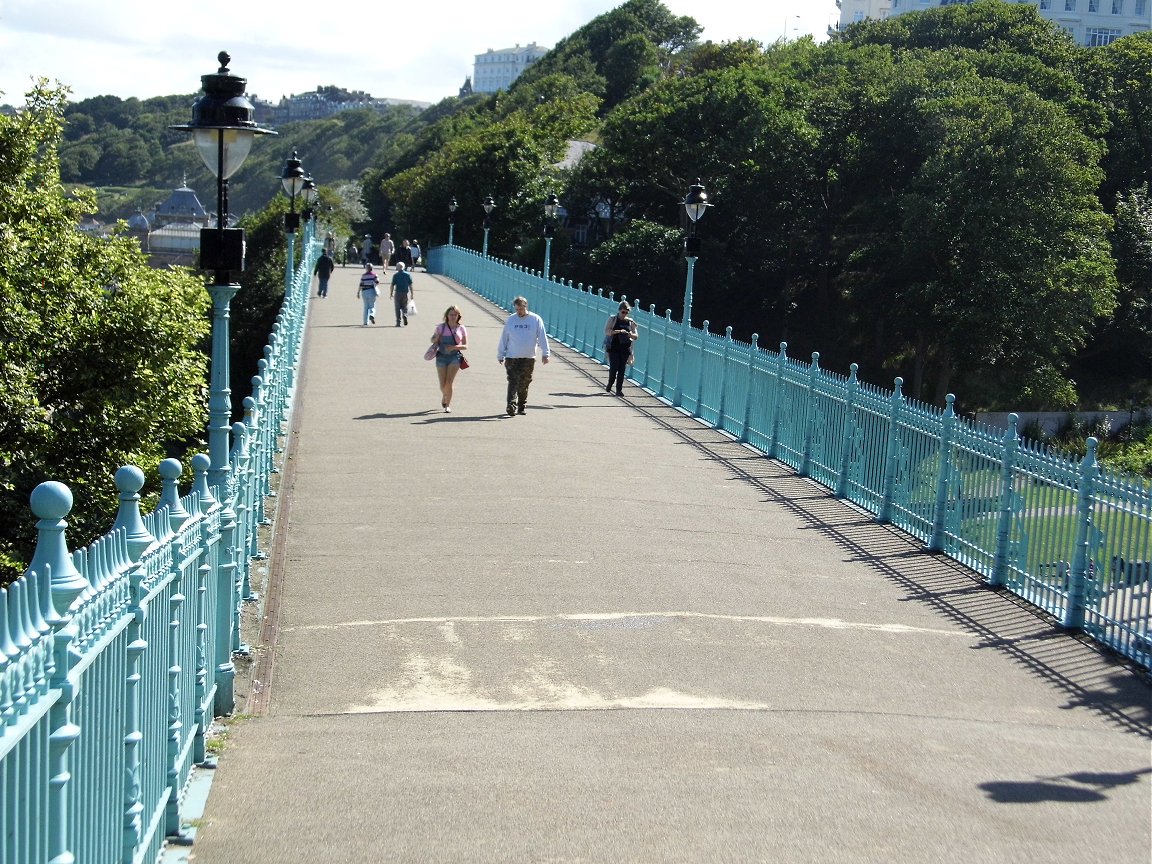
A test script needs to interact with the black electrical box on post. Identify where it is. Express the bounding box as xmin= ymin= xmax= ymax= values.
xmin=200 ymin=227 xmax=246 ymax=273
